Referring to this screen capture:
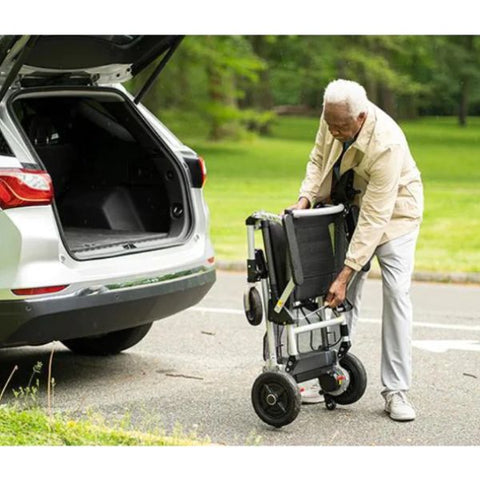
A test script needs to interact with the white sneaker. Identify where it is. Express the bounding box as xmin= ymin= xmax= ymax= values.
xmin=299 ymin=378 xmax=324 ymax=404
xmin=384 ymin=391 xmax=416 ymax=421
